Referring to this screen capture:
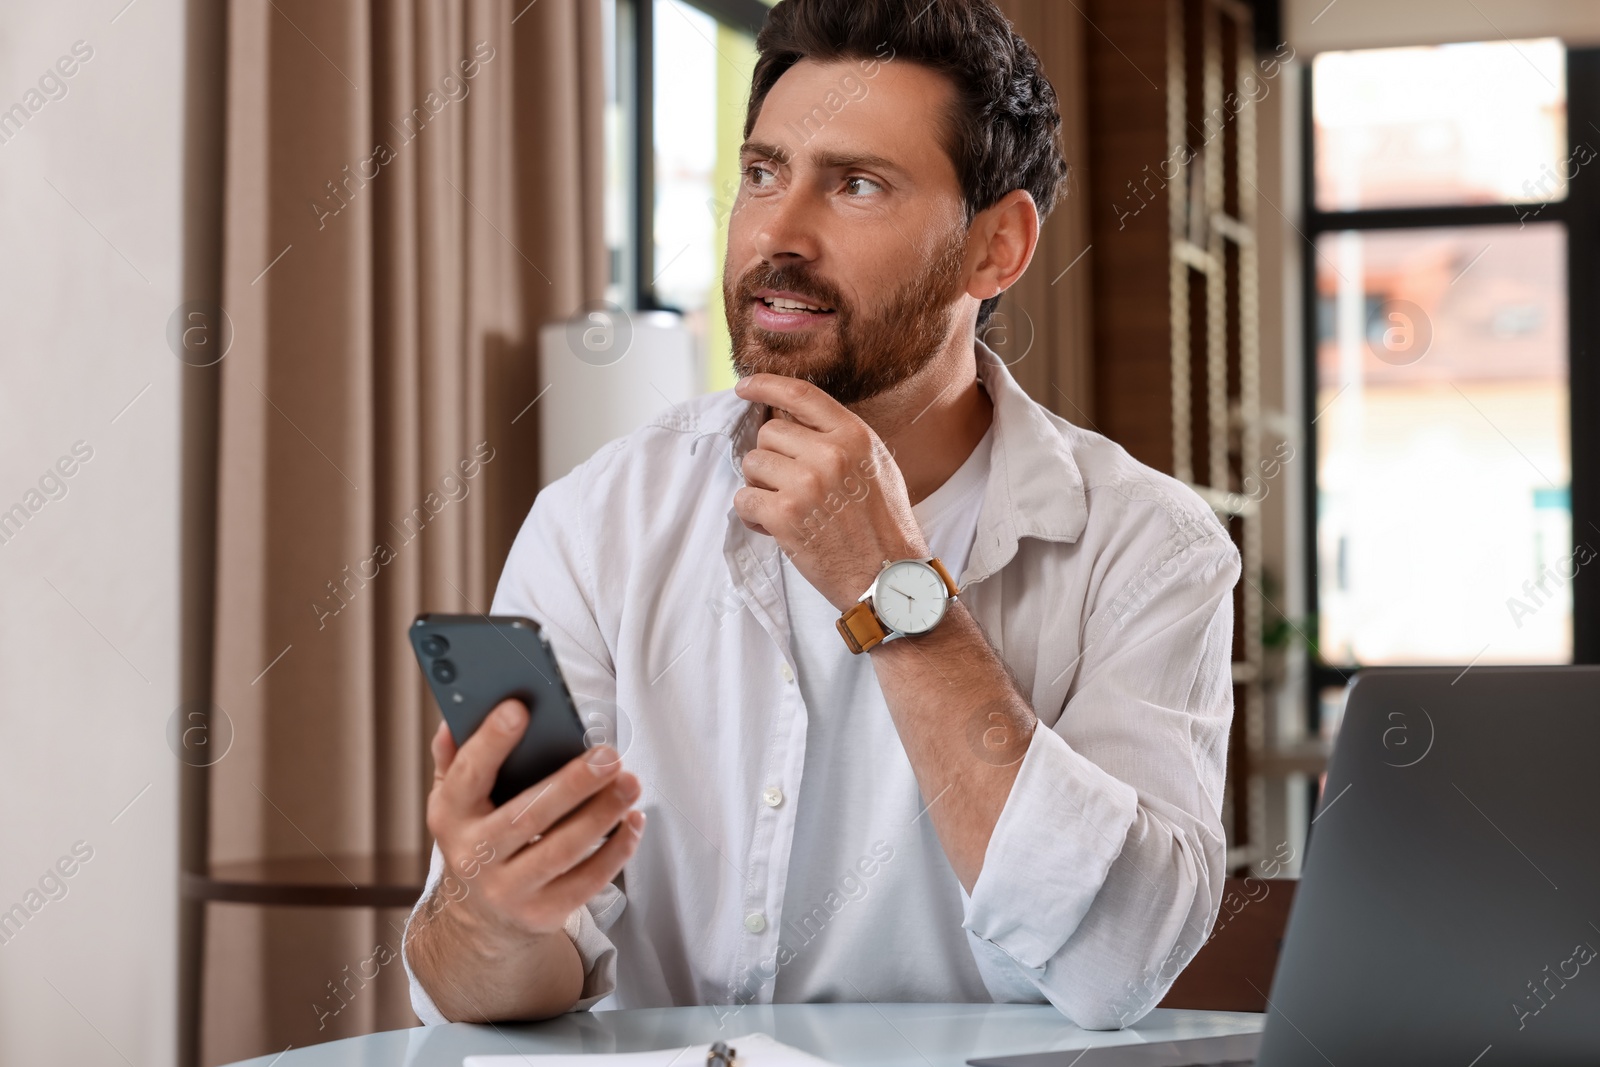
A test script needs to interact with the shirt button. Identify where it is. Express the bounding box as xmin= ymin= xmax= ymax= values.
xmin=762 ymin=786 xmax=784 ymax=808
xmin=780 ymin=663 xmax=794 ymax=683
xmin=745 ymin=912 xmax=767 ymax=933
